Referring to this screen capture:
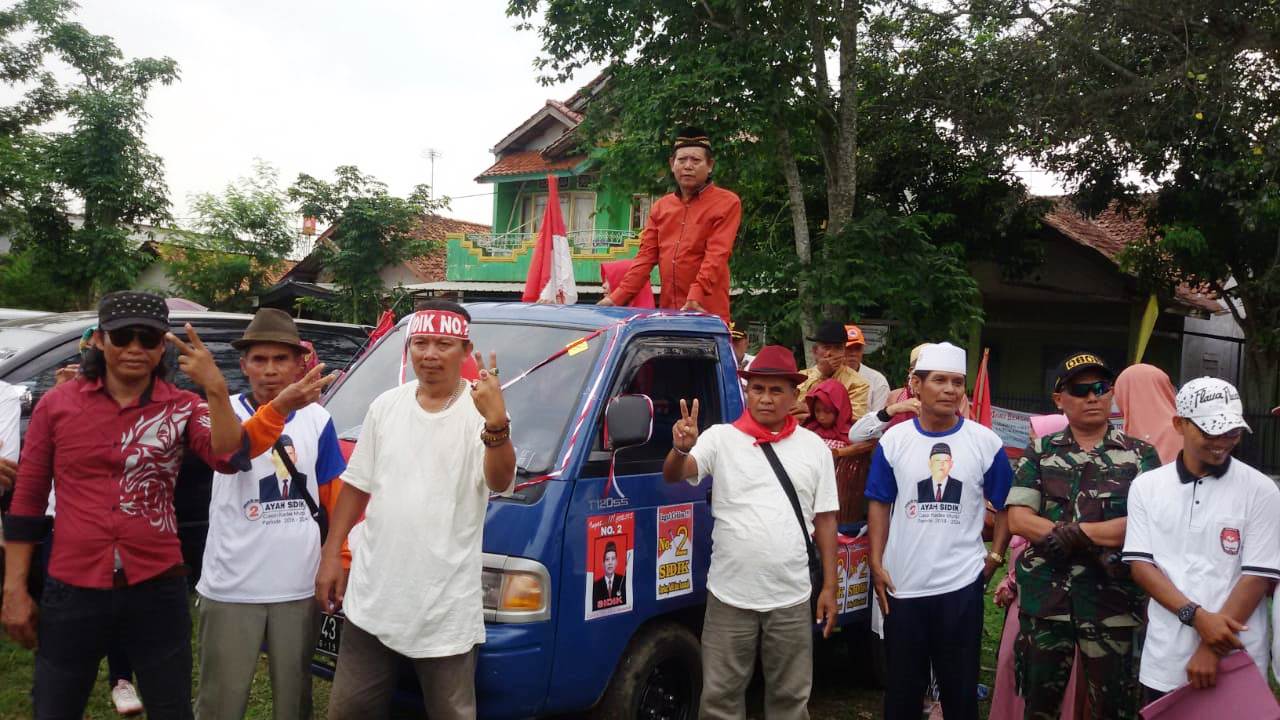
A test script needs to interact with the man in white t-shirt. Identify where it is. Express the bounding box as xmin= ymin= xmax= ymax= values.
xmin=864 ymin=342 xmax=1012 ymax=720
xmin=0 ymin=381 xmax=21 ymax=539
xmin=664 ymin=344 xmax=839 ymax=720
xmin=1122 ymin=377 xmax=1280 ymax=705
xmin=195 ymin=308 xmax=343 ymax=720
xmin=844 ymin=324 xmax=890 ymax=412
xmin=316 ymin=300 xmax=516 ymax=720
